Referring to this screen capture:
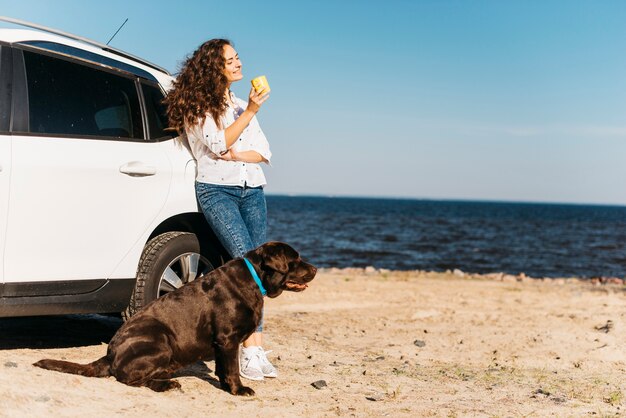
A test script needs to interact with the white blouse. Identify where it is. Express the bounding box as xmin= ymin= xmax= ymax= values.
xmin=186 ymin=93 xmax=272 ymax=187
